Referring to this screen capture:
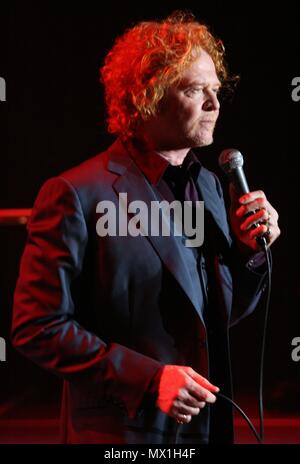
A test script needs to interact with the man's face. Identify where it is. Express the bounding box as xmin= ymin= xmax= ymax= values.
xmin=149 ymin=49 xmax=221 ymax=150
